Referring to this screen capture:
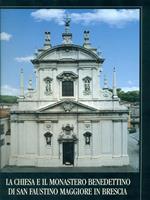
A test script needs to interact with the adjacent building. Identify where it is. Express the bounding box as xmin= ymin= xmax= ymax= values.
xmin=0 ymin=108 xmax=10 ymax=168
